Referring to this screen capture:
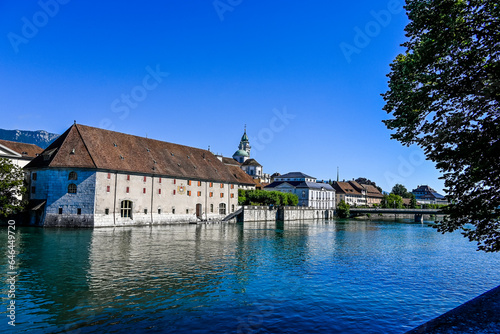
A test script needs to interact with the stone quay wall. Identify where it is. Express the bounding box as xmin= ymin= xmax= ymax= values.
xmin=240 ymin=206 xmax=335 ymax=222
